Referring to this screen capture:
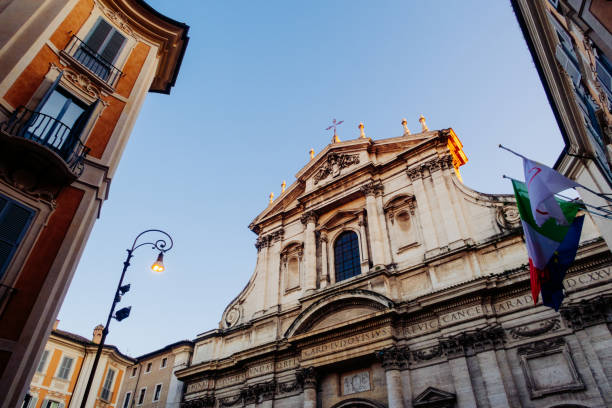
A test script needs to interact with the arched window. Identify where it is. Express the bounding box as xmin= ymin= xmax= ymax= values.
xmin=334 ymin=231 xmax=361 ymax=282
